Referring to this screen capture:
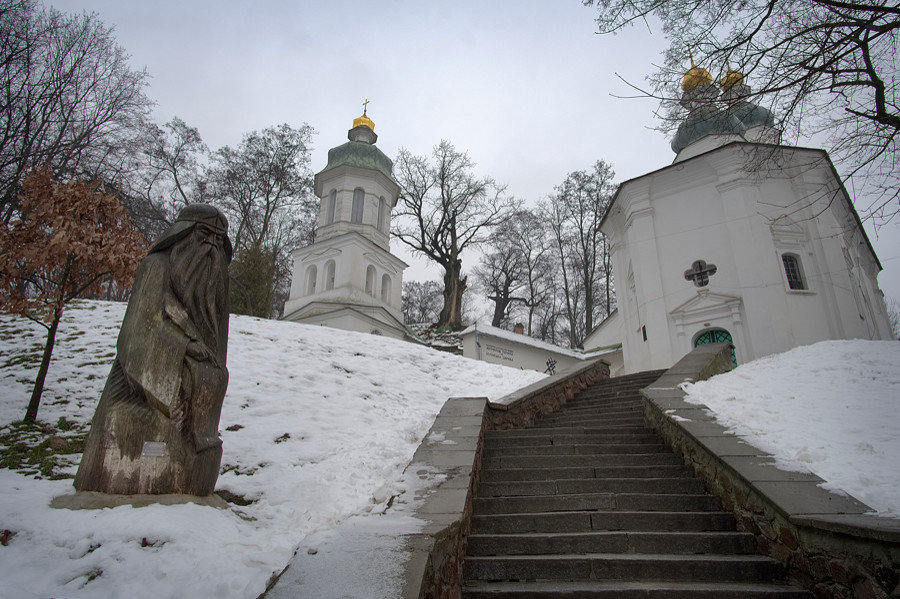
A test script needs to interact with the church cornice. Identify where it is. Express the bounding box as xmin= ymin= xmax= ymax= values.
xmin=314 ymin=162 xmax=400 ymax=204
xmin=293 ymin=230 xmax=409 ymax=269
